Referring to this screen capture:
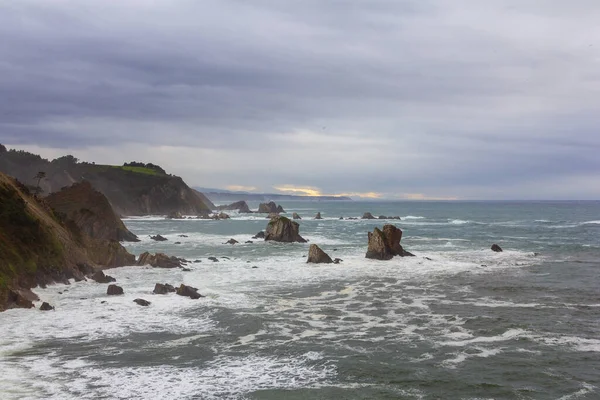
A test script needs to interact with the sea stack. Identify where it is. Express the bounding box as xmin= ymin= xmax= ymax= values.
xmin=265 ymin=215 xmax=307 ymax=243
xmin=307 ymin=244 xmax=333 ymax=264
xmin=366 ymin=224 xmax=414 ymax=260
